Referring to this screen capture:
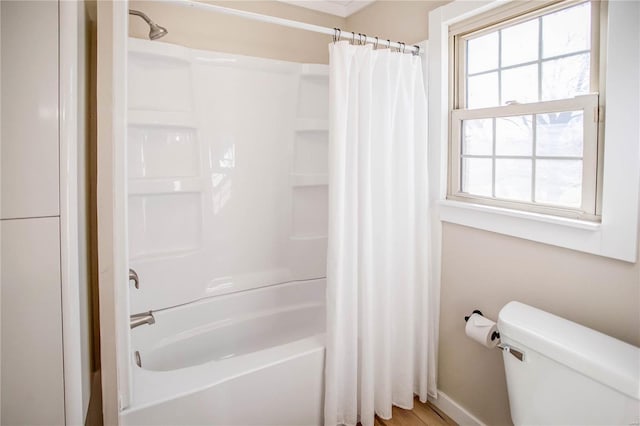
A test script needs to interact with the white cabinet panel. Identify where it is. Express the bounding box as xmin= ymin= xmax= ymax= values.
xmin=1 ymin=217 xmax=65 ymax=425
xmin=1 ymin=1 xmax=59 ymax=219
